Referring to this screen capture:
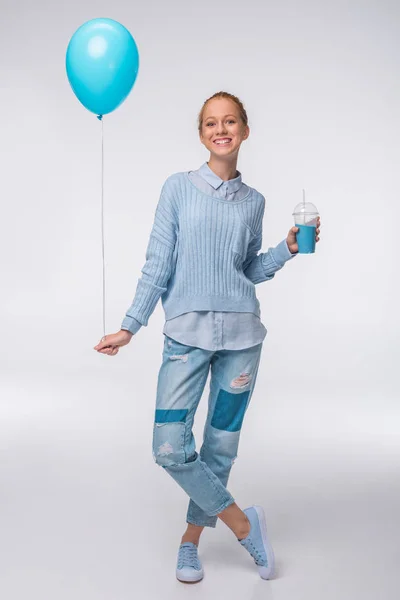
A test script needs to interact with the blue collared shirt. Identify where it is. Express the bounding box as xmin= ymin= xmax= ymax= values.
xmin=161 ymin=162 xmax=294 ymax=350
